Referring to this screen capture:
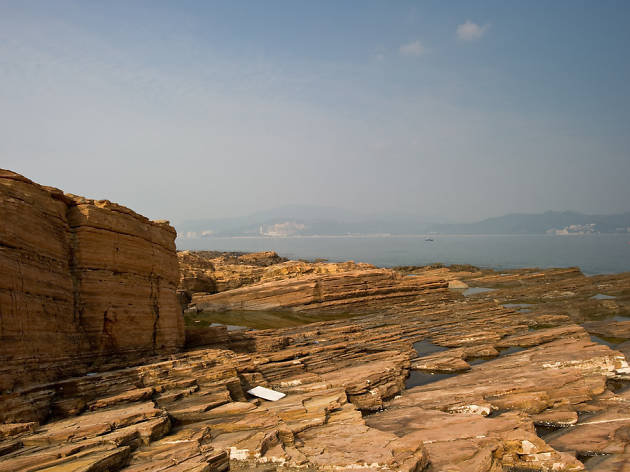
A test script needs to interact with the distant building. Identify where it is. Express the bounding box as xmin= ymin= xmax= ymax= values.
xmin=546 ymin=223 xmax=598 ymax=235
xmin=259 ymin=221 xmax=306 ymax=237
